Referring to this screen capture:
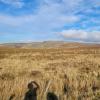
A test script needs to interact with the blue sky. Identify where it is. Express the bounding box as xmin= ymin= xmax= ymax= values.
xmin=0 ymin=0 xmax=100 ymax=43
